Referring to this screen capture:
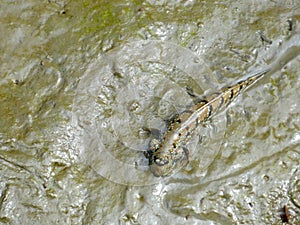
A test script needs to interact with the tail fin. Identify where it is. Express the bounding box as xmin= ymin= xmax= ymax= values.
xmin=245 ymin=68 xmax=271 ymax=87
